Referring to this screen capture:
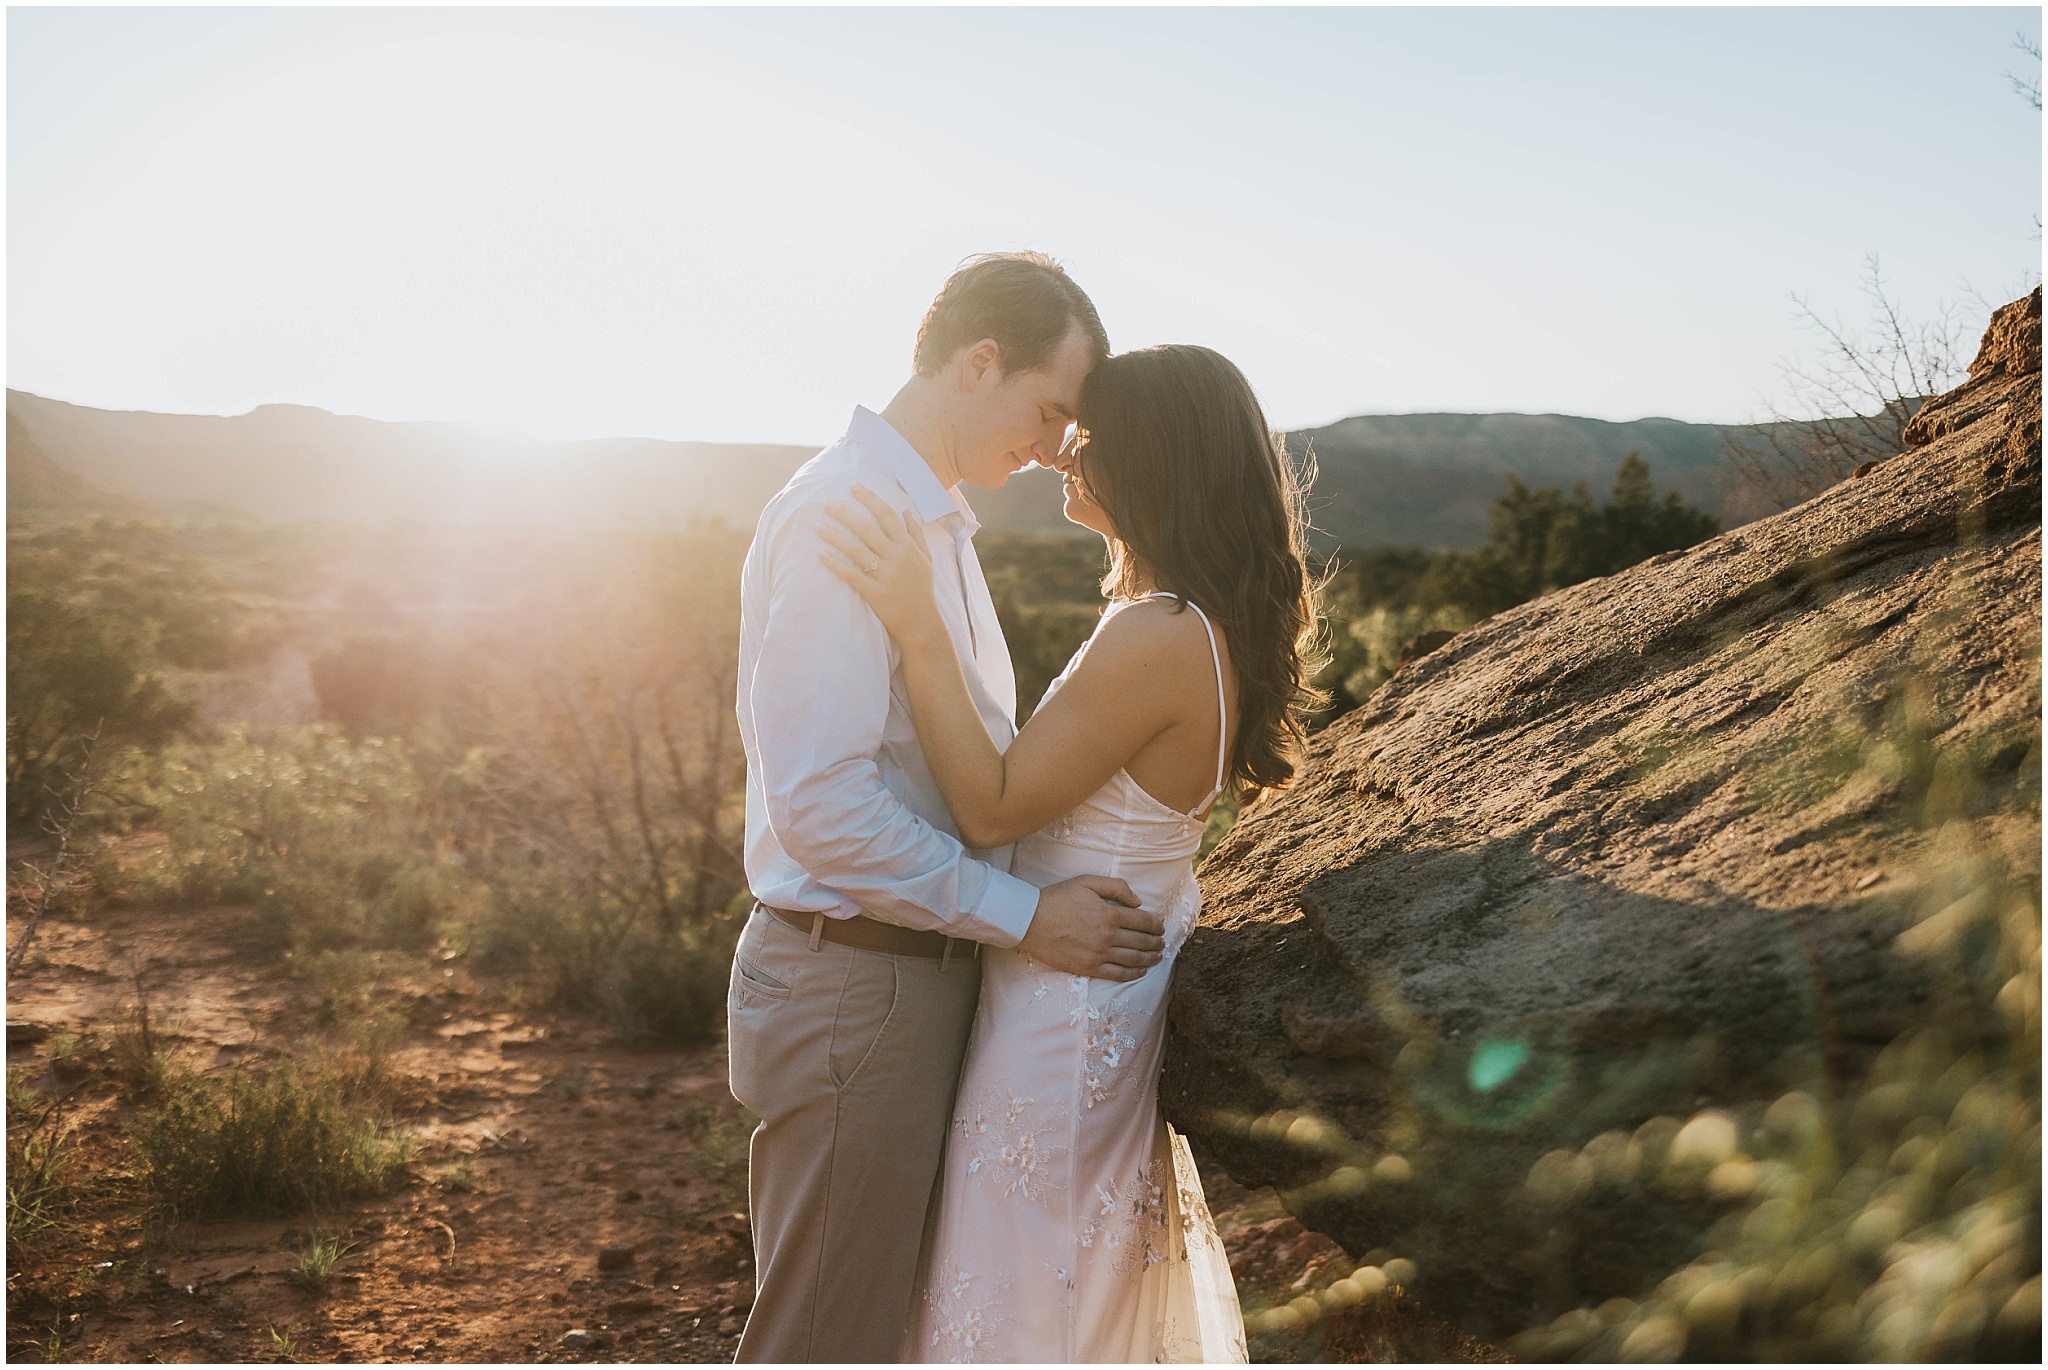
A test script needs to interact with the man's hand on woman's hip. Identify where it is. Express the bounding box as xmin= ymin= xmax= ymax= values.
xmin=1017 ymin=875 xmax=1166 ymax=981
